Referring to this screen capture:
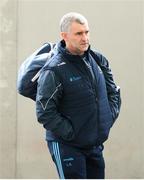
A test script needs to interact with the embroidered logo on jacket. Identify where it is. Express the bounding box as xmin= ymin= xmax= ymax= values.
xmin=69 ymin=76 xmax=82 ymax=82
